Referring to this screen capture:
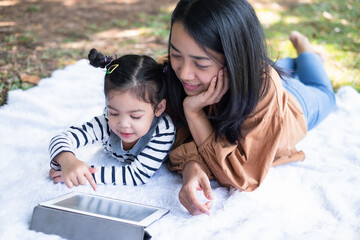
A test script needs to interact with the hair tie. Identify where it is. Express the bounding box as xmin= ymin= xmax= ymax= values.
xmin=162 ymin=63 xmax=168 ymax=74
xmin=104 ymin=55 xmax=113 ymax=68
